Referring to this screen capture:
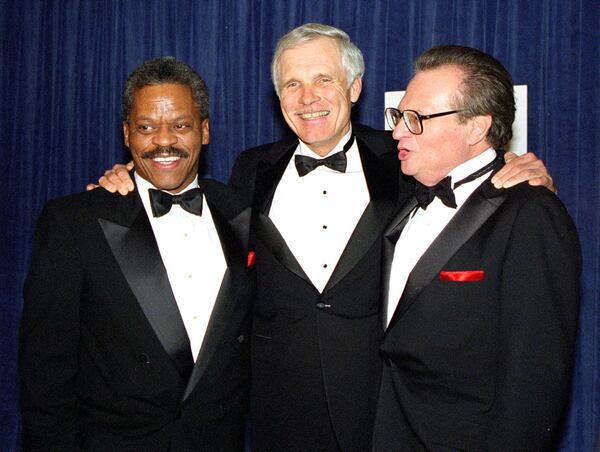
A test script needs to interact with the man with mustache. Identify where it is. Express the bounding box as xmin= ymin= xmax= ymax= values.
xmin=20 ymin=57 xmax=253 ymax=451
xmin=97 ymin=25 xmax=555 ymax=450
